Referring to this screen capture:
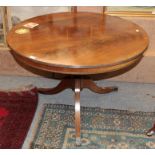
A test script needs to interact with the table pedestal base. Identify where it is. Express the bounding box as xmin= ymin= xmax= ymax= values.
xmin=146 ymin=123 xmax=155 ymax=136
xmin=38 ymin=78 xmax=118 ymax=145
